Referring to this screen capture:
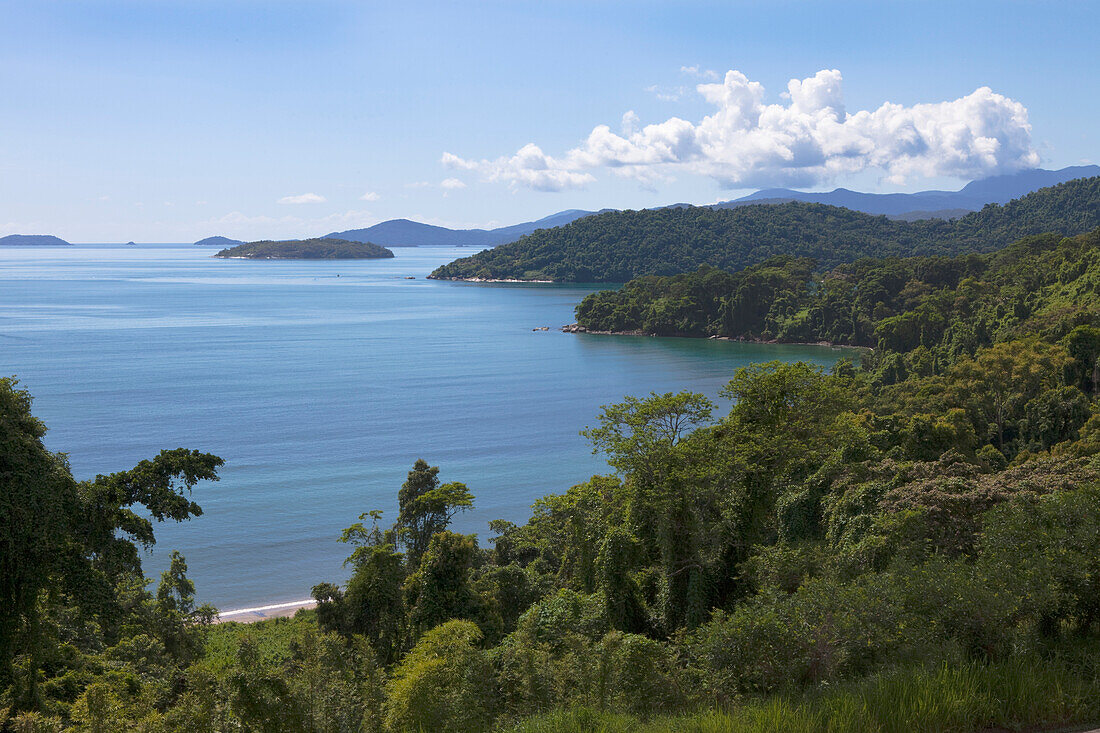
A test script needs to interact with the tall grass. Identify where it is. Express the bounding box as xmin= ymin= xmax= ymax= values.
xmin=506 ymin=656 xmax=1100 ymax=733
